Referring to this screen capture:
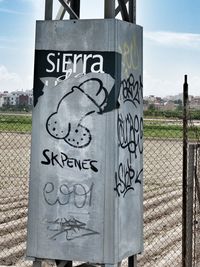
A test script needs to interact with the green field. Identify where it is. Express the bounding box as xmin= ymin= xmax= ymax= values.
xmin=144 ymin=122 xmax=200 ymax=140
xmin=0 ymin=113 xmax=200 ymax=140
xmin=0 ymin=114 xmax=32 ymax=133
